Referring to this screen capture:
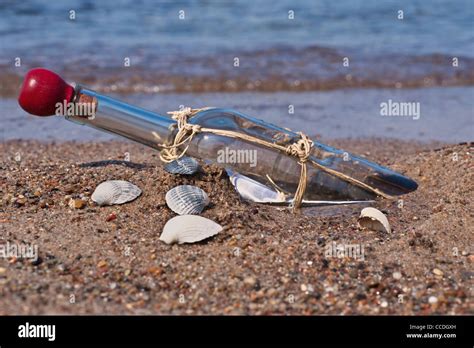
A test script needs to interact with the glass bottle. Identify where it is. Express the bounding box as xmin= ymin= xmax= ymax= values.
xmin=66 ymin=87 xmax=417 ymax=200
